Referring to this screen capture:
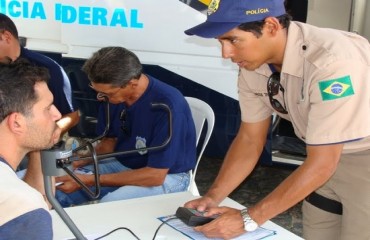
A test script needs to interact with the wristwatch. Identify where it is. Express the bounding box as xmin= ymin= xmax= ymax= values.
xmin=240 ymin=208 xmax=258 ymax=232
